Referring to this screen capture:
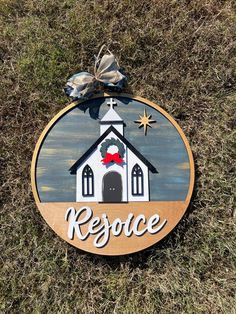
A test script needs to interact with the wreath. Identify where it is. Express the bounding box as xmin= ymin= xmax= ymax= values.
xmin=100 ymin=138 xmax=125 ymax=165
